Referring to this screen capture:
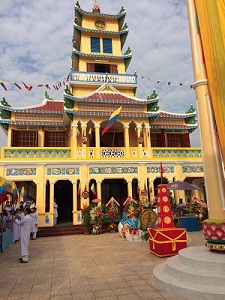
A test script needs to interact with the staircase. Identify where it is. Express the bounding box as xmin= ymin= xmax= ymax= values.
xmin=37 ymin=225 xmax=83 ymax=237
xmin=153 ymin=245 xmax=225 ymax=299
